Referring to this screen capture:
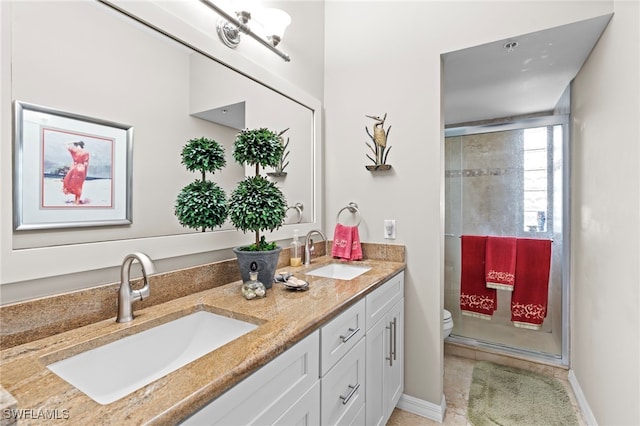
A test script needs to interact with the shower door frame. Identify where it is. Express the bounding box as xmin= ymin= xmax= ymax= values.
xmin=444 ymin=114 xmax=571 ymax=367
